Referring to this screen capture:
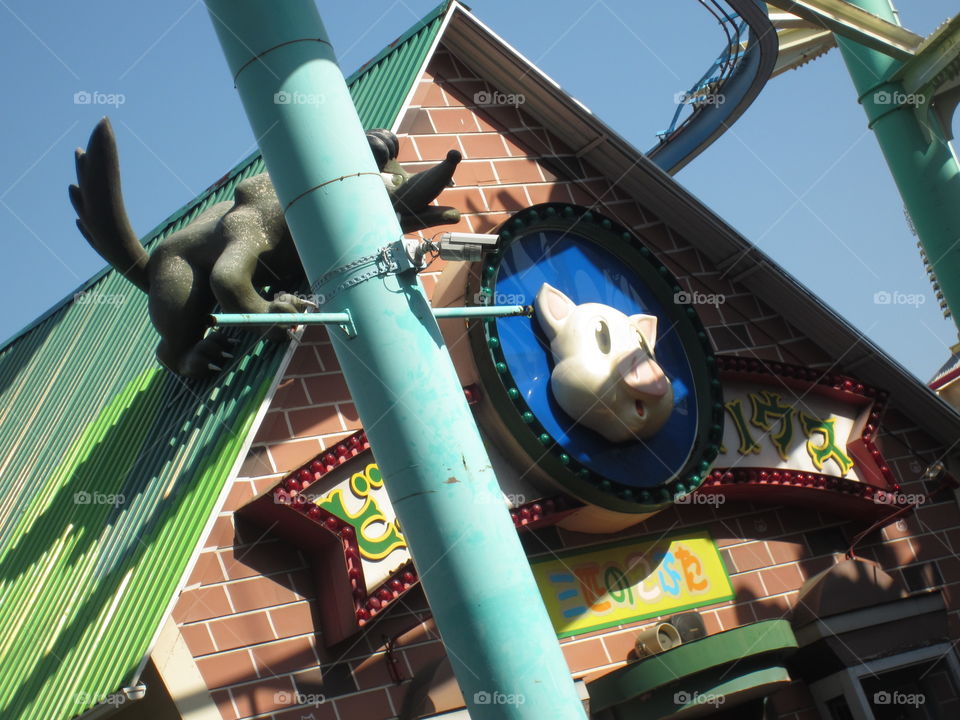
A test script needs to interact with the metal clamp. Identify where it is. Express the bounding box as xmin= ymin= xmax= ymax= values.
xmin=311 ymin=239 xmax=417 ymax=307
